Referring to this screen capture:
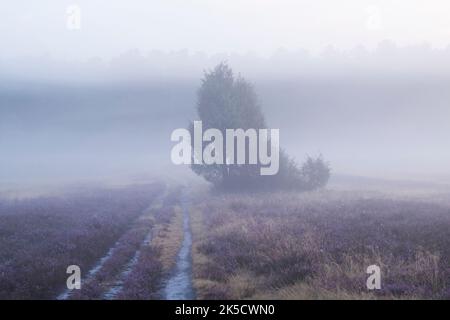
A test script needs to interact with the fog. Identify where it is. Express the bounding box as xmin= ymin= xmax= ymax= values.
xmin=2 ymin=47 xmax=450 ymax=186
xmin=2 ymin=1 xmax=450 ymax=189
xmin=2 ymin=1 xmax=450 ymax=59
